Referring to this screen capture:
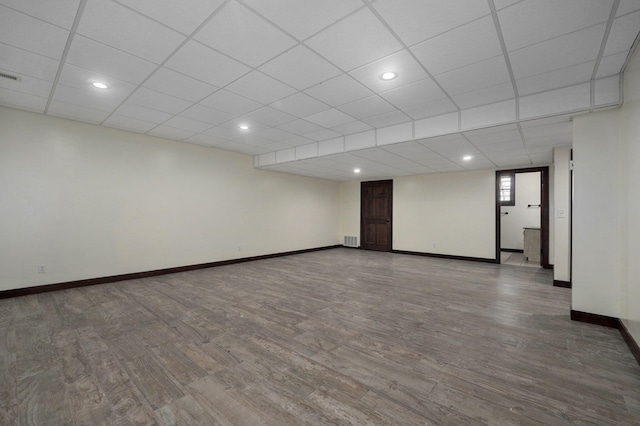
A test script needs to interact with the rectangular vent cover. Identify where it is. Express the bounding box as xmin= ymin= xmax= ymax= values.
xmin=344 ymin=236 xmax=358 ymax=247
xmin=0 ymin=71 xmax=22 ymax=82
